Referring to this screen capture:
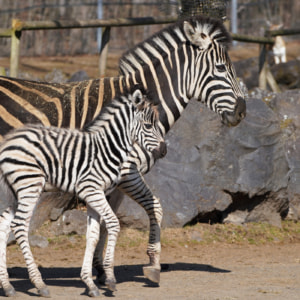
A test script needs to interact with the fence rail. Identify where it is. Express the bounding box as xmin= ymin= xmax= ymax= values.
xmin=0 ymin=28 xmax=12 ymax=37
xmin=11 ymin=16 xmax=178 ymax=31
xmin=0 ymin=16 xmax=299 ymax=91
xmin=1 ymin=16 xmax=179 ymax=77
